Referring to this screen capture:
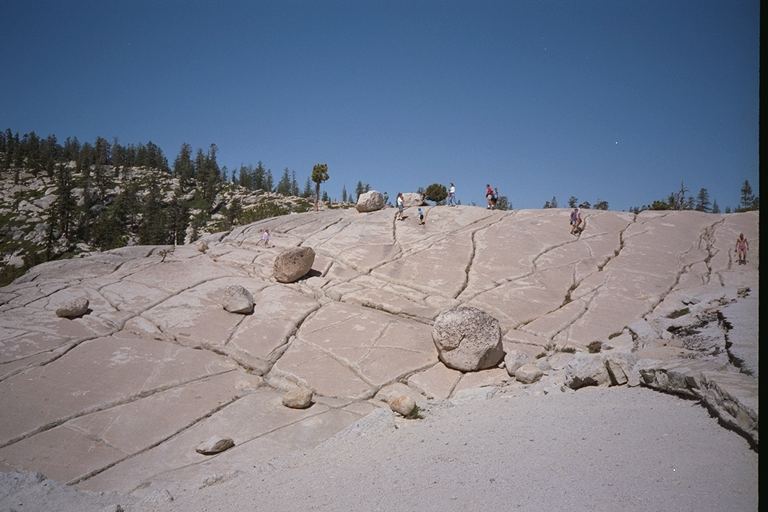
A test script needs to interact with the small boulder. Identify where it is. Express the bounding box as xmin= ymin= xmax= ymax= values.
xmin=55 ymin=297 xmax=89 ymax=319
xmin=504 ymin=349 xmax=531 ymax=376
xmin=282 ymin=387 xmax=314 ymax=409
xmin=273 ymin=247 xmax=315 ymax=283
xmin=221 ymin=285 xmax=254 ymax=314
xmin=388 ymin=395 xmax=417 ymax=417
xmin=355 ymin=190 xmax=385 ymax=212
xmin=565 ymin=353 xmax=611 ymax=390
xmin=195 ymin=436 xmax=234 ymax=455
xmin=432 ymin=306 xmax=504 ymax=372
xmin=606 ymin=359 xmax=628 ymax=385
xmin=514 ymin=363 xmax=543 ymax=384
xmin=196 ymin=241 xmax=209 ymax=253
